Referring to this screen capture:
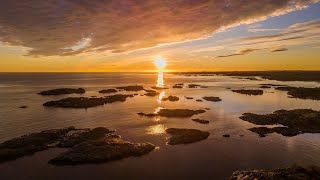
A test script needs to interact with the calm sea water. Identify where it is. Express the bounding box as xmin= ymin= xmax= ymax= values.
xmin=0 ymin=73 xmax=319 ymax=180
